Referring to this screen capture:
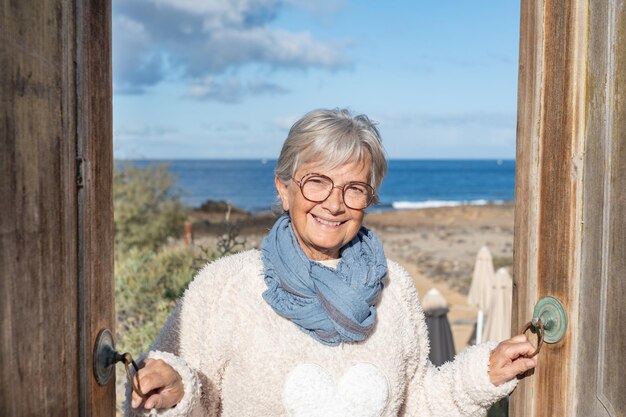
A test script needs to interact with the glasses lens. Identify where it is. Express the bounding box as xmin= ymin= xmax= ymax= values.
xmin=299 ymin=175 xmax=374 ymax=209
xmin=344 ymin=183 xmax=373 ymax=209
xmin=301 ymin=175 xmax=333 ymax=201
